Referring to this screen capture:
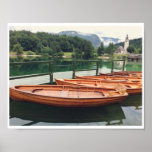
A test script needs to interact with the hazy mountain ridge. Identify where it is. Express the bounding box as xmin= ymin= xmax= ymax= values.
xmin=101 ymin=37 xmax=120 ymax=46
xmin=58 ymin=31 xmax=121 ymax=48
xmin=59 ymin=31 xmax=101 ymax=48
